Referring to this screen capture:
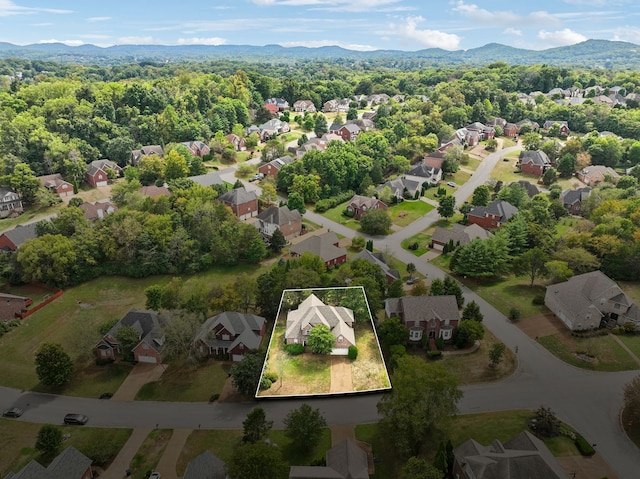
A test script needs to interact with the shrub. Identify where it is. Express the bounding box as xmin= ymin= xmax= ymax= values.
xmin=259 ymin=377 xmax=273 ymax=390
xmin=314 ymin=190 xmax=355 ymax=212
xmin=427 ymin=350 xmax=443 ymax=359
xmin=209 ymin=394 xmax=219 ymax=402
xmin=265 ymin=371 xmax=278 ymax=383
xmin=99 ymin=392 xmax=113 ymax=399
xmin=574 ymin=434 xmax=595 ymax=456
xmin=435 ymin=337 xmax=445 ymax=351
xmin=342 ymin=209 xmax=355 ymax=218
xmin=348 ymin=346 xmax=358 ymax=360
xmin=532 ymin=294 xmax=545 ymax=305
xmin=284 ymin=343 xmax=305 ymax=355
xmin=509 ymin=307 xmax=521 ymax=320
